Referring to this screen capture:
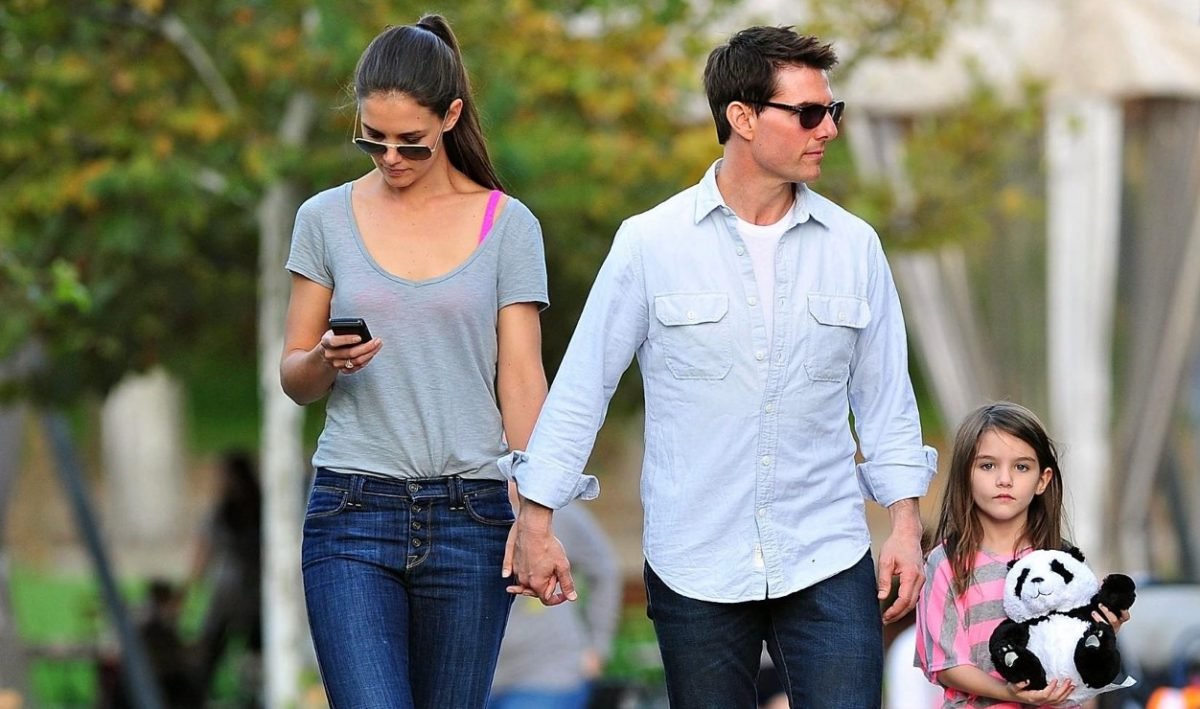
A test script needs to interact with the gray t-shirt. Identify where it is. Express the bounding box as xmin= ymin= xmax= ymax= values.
xmin=286 ymin=182 xmax=549 ymax=481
